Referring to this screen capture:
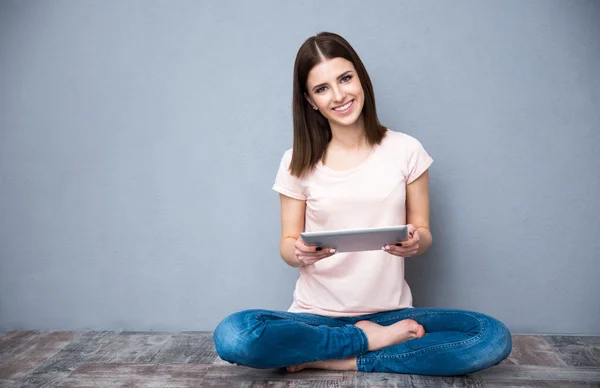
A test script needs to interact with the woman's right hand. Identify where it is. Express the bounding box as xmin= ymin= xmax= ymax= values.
xmin=294 ymin=237 xmax=336 ymax=267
